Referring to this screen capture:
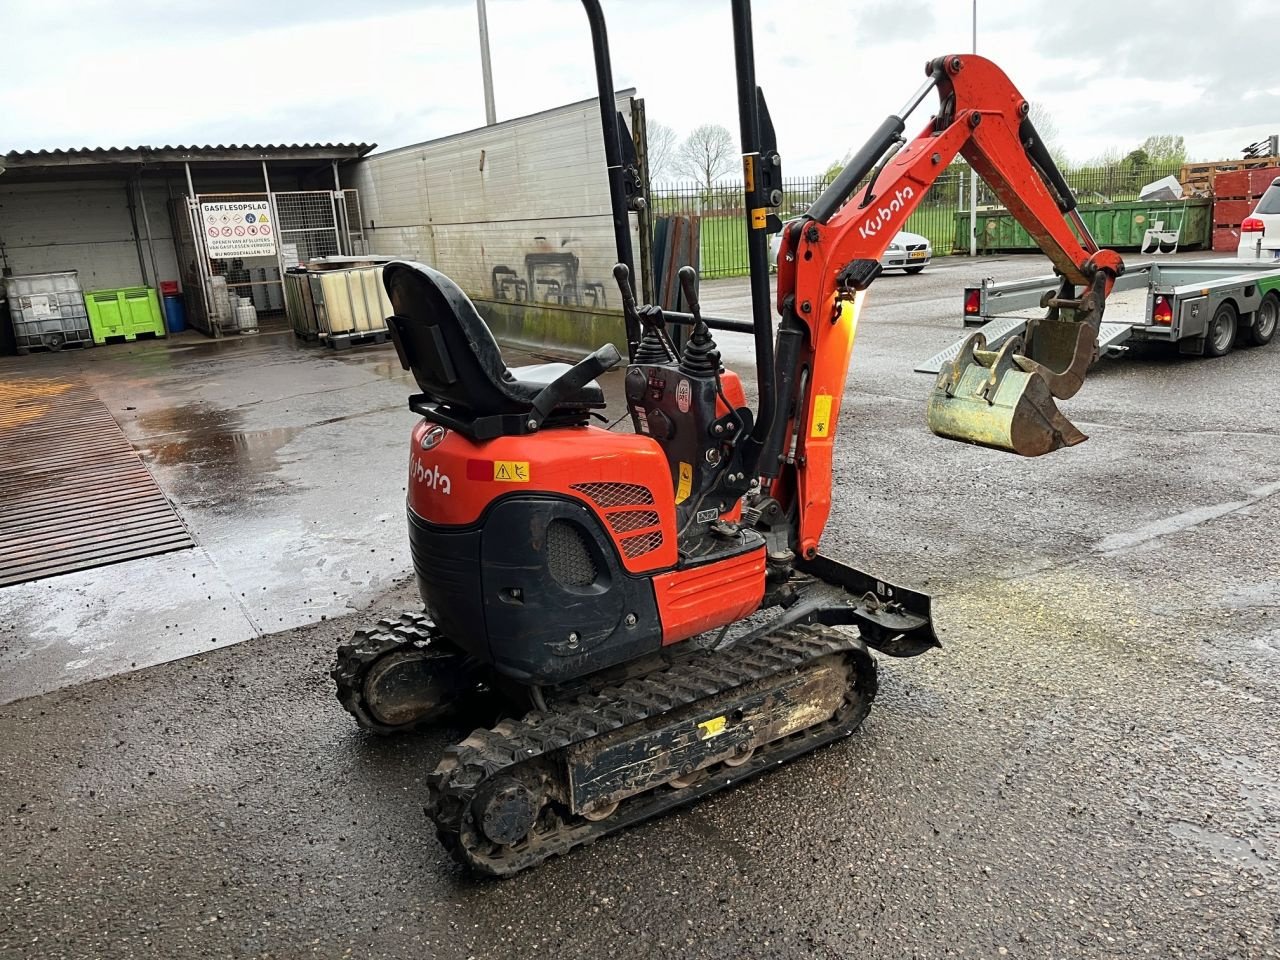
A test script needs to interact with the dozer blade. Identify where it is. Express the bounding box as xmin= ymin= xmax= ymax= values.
xmin=927 ymin=333 xmax=1088 ymax=457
